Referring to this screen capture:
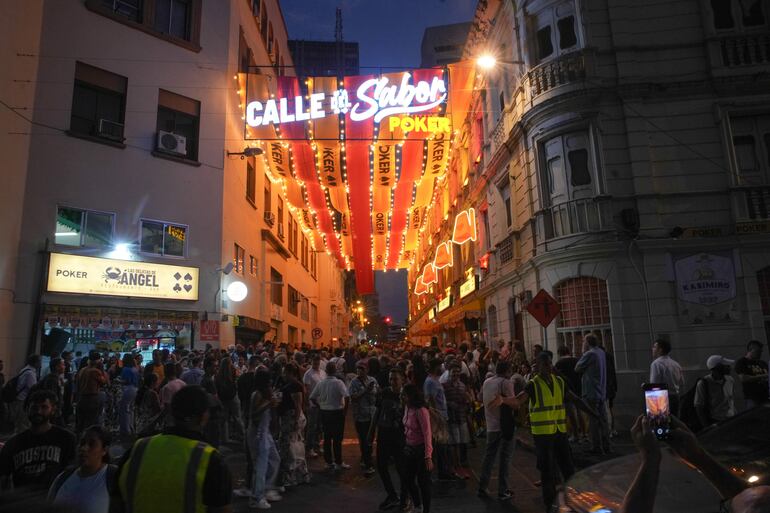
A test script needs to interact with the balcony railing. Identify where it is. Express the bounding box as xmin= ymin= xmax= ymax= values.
xmin=720 ymin=34 xmax=770 ymax=67
xmin=542 ymin=197 xmax=612 ymax=239
xmin=527 ymin=50 xmax=586 ymax=100
xmin=489 ymin=109 xmax=511 ymax=157
xmin=734 ymin=186 xmax=770 ymax=220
